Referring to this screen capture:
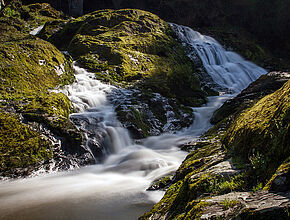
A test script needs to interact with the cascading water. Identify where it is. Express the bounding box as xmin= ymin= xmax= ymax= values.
xmin=60 ymin=65 xmax=132 ymax=161
xmin=0 ymin=24 xmax=267 ymax=220
xmin=170 ymin=23 xmax=267 ymax=93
